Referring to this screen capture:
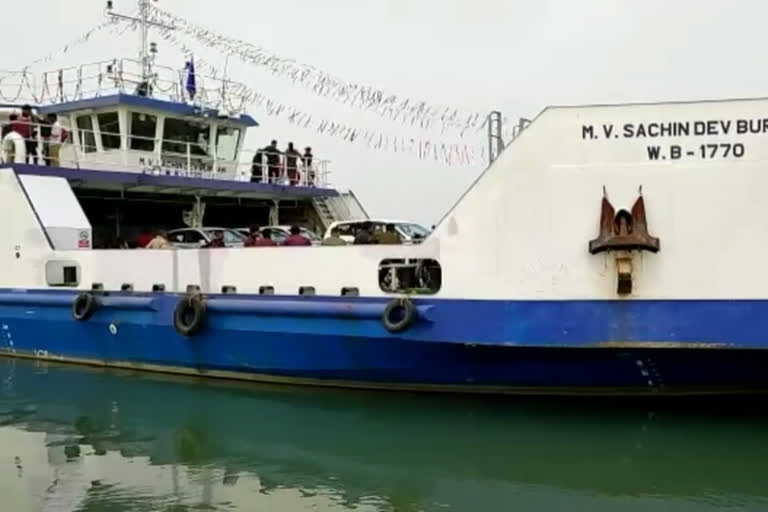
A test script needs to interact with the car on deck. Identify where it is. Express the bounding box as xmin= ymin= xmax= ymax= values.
xmin=324 ymin=220 xmax=430 ymax=244
xmin=168 ymin=227 xmax=246 ymax=248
